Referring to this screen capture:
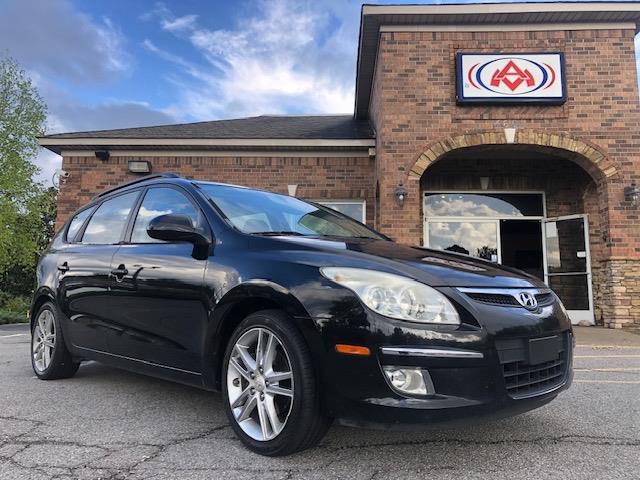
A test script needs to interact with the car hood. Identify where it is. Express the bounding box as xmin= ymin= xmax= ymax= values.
xmin=270 ymin=236 xmax=545 ymax=288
